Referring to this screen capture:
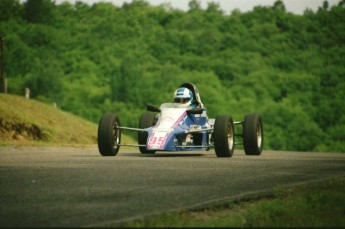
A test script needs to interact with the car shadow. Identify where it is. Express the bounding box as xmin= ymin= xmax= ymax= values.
xmin=142 ymin=153 xmax=207 ymax=157
xmin=118 ymin=151 xmax=209 ymax=157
